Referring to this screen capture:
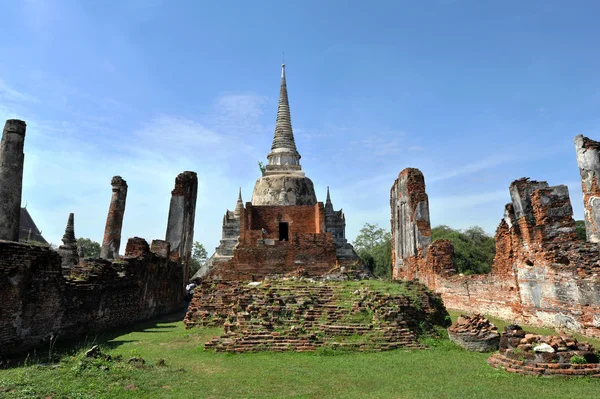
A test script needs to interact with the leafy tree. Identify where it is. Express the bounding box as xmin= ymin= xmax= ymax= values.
xmin=575 ymin=220 xmax=586 ymax=241
xmin=189 ymin=241 xmax=208 ymax=276
xmin=353 ymin=223 xmax=392 ymax=279
xmin=76 ymin=237 xmax=100 ymax=258
xmin=431 ymin=225 xmax=495 ymax=275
